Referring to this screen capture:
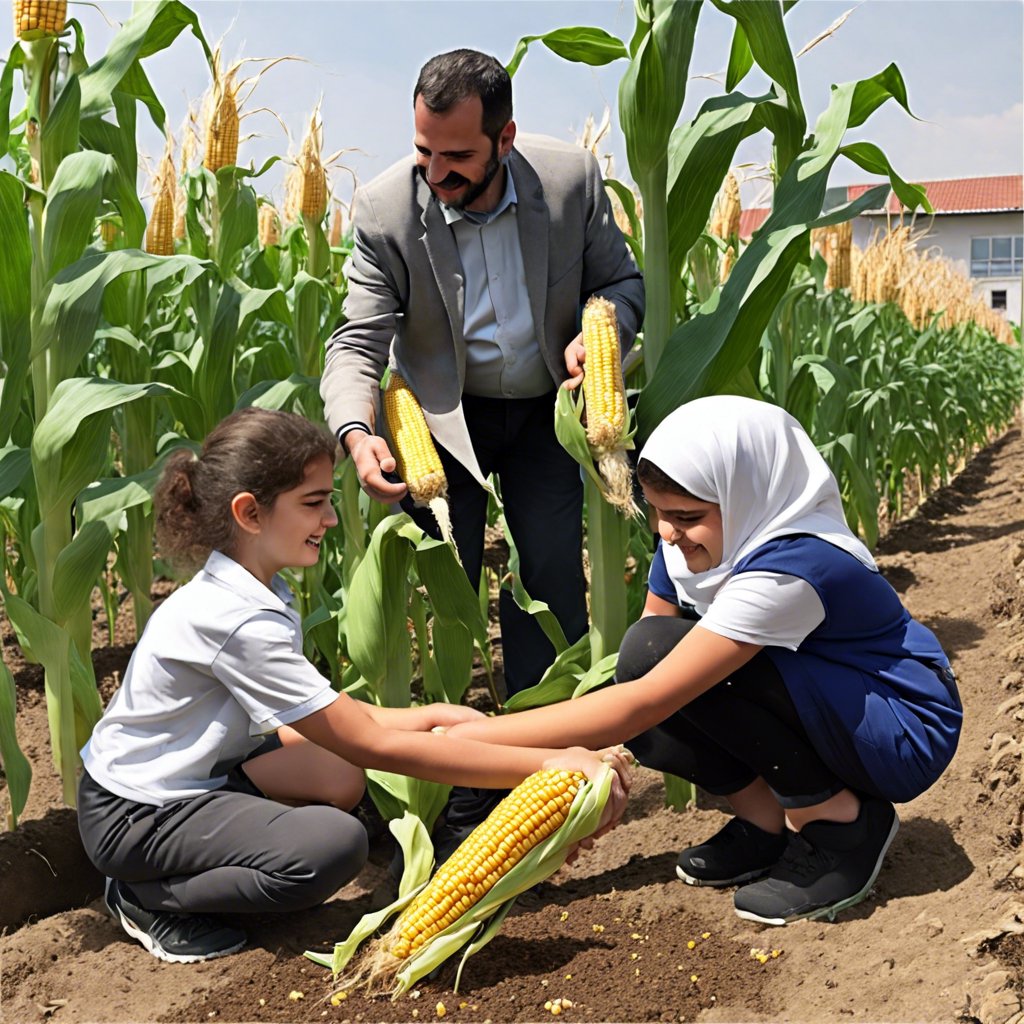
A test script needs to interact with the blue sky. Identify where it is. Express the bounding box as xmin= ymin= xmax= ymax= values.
xmin=15 ymin=1 xmax=1024 ymax=211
